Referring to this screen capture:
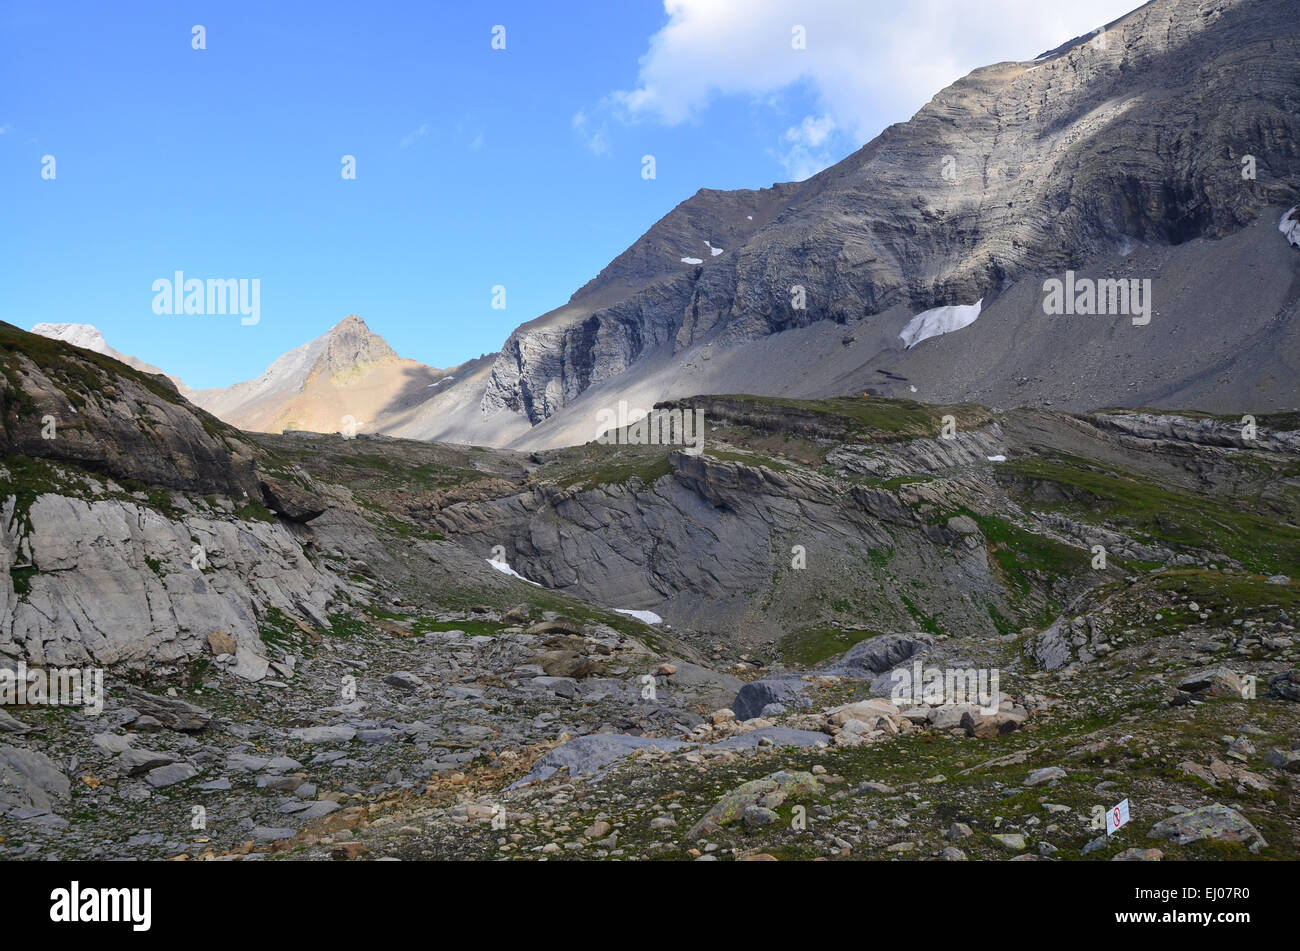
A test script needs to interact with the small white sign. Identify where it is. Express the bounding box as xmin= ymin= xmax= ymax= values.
xmin=1106 ymin=798 xmax=1130 ymax=836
